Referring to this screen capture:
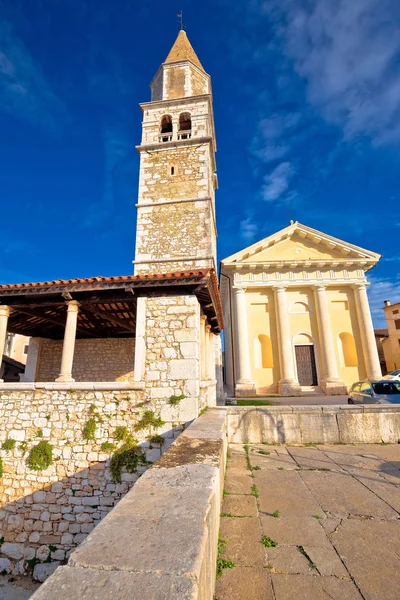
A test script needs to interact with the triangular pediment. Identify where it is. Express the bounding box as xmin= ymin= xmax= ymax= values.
xmin=222 ymin=222 xmax=380 ymax=265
